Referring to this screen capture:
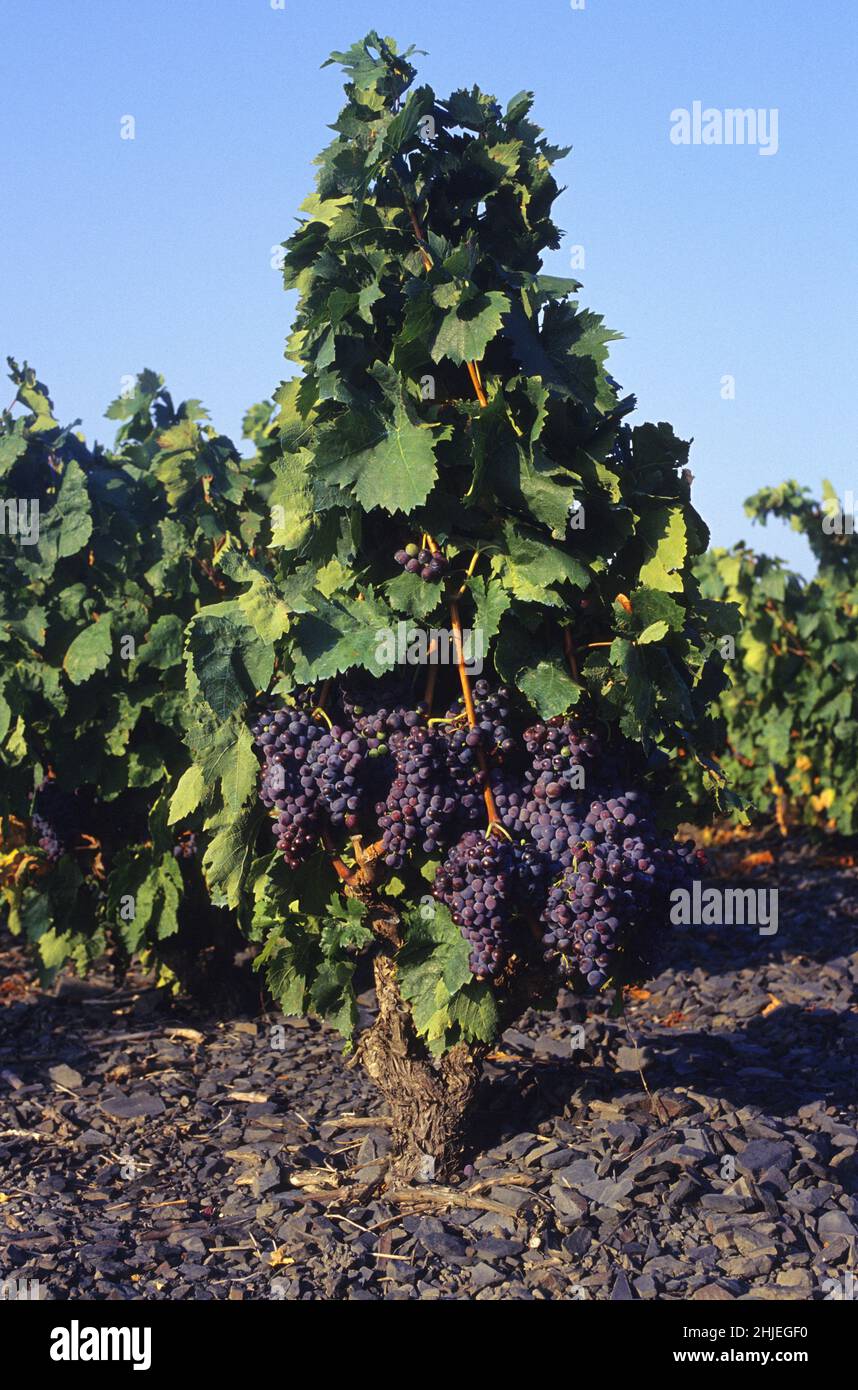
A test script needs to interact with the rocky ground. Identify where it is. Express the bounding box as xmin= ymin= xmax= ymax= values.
xmin=1 ymin=832 xmax=856 ymax=1301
